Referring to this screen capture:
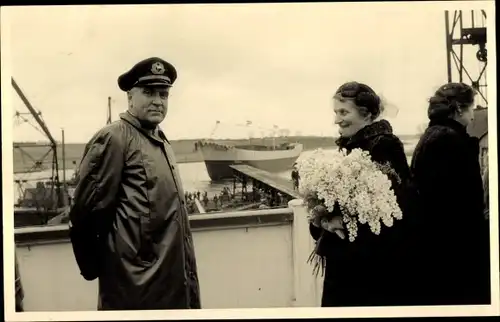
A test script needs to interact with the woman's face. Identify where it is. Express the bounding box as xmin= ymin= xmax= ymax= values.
xmin=333 ymin=99 xmax=372 ymax=138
